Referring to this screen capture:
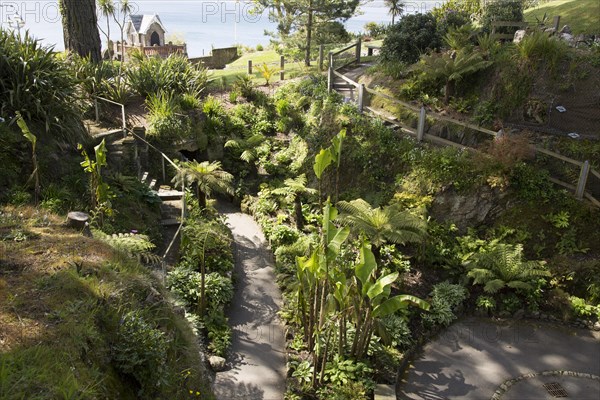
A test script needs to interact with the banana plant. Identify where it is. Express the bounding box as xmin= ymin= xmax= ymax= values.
xmin=350 ymin=242 xmax=430 ymax=359
xmin=79 ymin=139 xmax=113 ymax=226
xmin=15 ymin=112 xmax=40 ymax=204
